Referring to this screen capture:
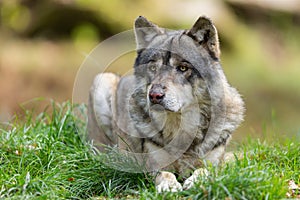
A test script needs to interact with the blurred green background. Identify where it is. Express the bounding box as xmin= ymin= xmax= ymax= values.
xmin=1 ymin=0 xmax=300 ymax=142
